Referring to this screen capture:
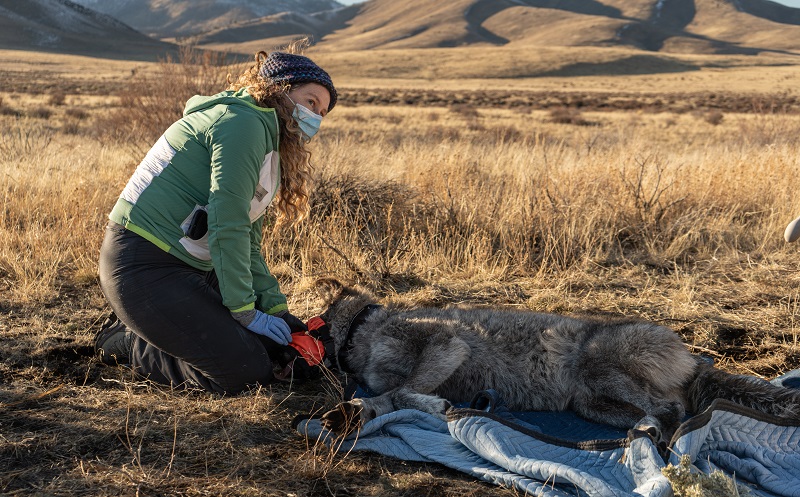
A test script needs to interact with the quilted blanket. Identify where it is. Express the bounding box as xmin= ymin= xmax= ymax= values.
xmin=295 ymin=374 xmax=800 ymax=497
